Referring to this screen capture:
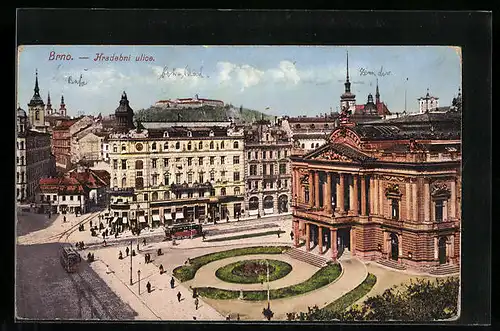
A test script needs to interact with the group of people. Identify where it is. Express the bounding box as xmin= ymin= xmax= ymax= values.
xmin=75 ymin=241 xmax=85 ymax=250
xmin=87 ymin=252 xmax=95 ymax=262
xmin=144 ymin=253 xmax=152 ymax=264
